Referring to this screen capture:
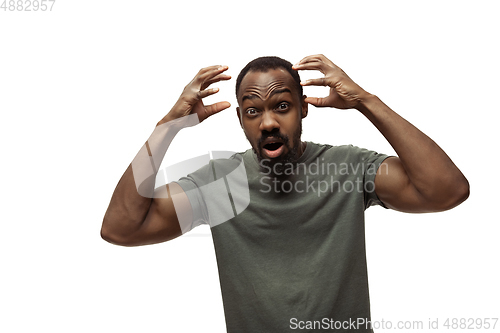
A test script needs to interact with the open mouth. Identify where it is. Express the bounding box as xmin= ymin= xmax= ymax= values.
xmin=262 ymin=141 xmax=285 ymax=158
xmin=264 ymin=142 xmax=283 ymax=151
